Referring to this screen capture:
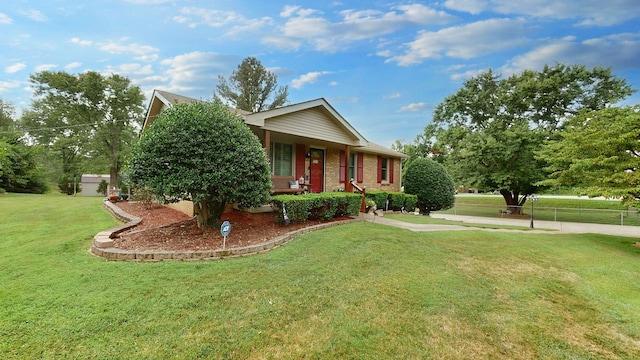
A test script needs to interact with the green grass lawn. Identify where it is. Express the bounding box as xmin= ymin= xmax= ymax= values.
xmin=2 ymin=193 xmax=640 ymax=359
